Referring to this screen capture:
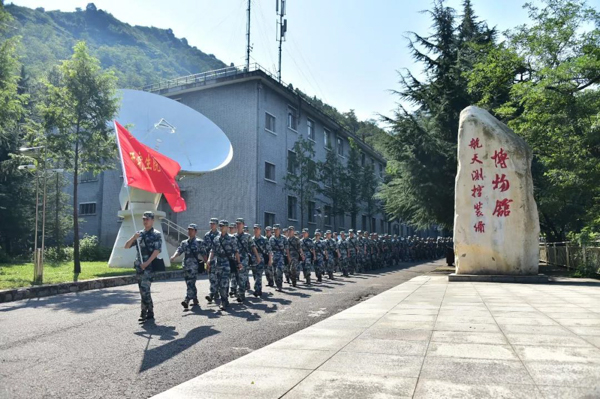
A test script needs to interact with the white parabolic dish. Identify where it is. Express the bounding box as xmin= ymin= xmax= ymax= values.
xmin=116 ymin=89 xmax=233 ymax=175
